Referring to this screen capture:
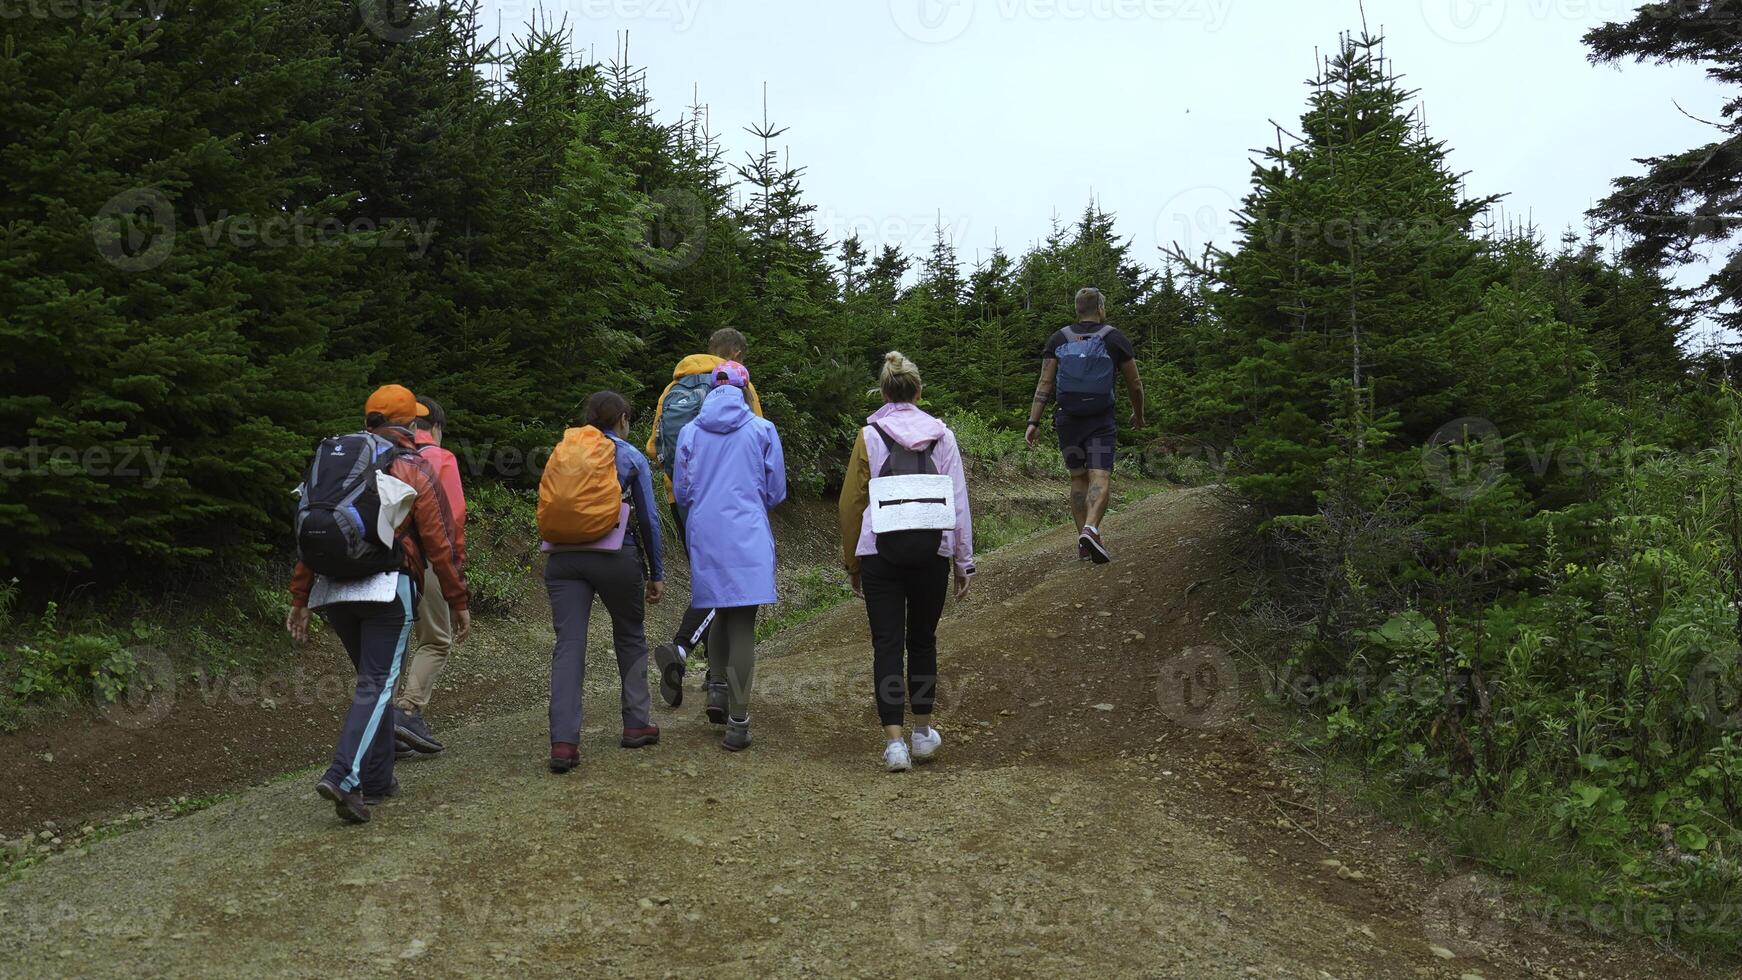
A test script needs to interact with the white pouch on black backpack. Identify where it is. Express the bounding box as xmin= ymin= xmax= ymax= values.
xmin=867 ymin=423 xmax=955 ymax=566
